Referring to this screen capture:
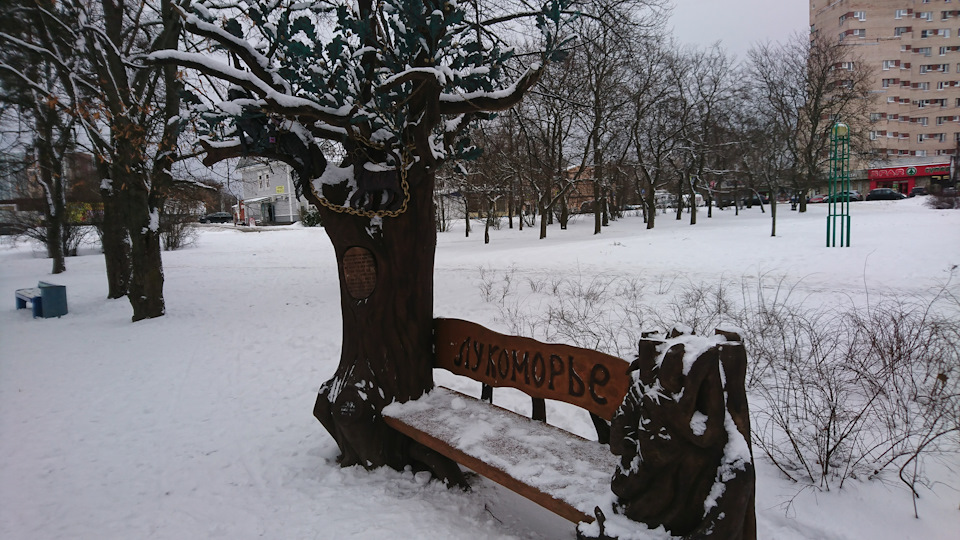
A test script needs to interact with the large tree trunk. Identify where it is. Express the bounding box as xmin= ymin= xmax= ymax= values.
xmin=124 ymin=175 xmax=166 ymax=321
xmin=593 ymin=181 xmax=602 ymax=234
xmin=99 ymin=183 xmax=131 ymax=299
xmin=645 ymin=188 xmax=656 ymax=230
xmin=538 ymin=196 xmax=548 ymax=239
xmin=313 ymin=164 xmax=437 ymax=470
xmin=36 ymin=118 xmax=66 ymax=274
xmin=770 ymin=198 xmax=777 ymax=237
